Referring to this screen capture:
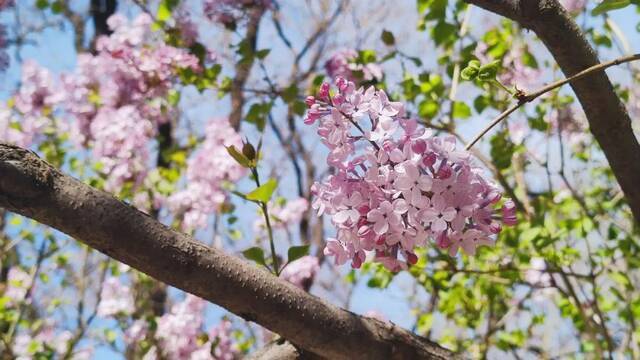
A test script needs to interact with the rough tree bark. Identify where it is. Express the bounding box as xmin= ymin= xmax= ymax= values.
xmin=465 ymin=0 xmax=640 ymax=224
xmin=0 ymin=143 xmax=455 ymax=360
